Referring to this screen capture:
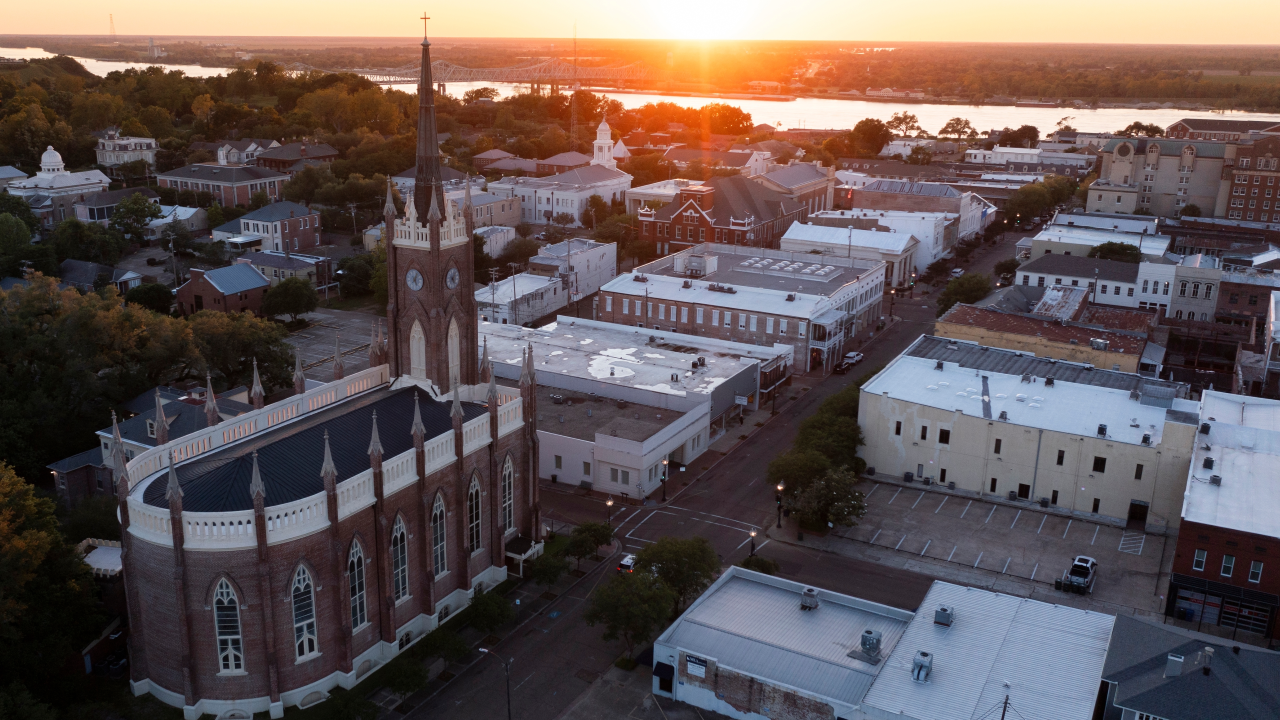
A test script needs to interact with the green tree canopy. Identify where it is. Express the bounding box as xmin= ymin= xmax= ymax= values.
xmin=999 ymin=124 xmax=1040 ymax=148
xmin=767 ymin=449 xmax=832 ymax=497
xmin=635 ymin=536 xmax=720 ymax=617
xmin=785 ymin=468 xmax=867 ymax=529
xmin=0 ymin=195 xmax=40 ymax=235
xmin=187 ymin=309 xmax=294 ymax=390
xmin=936 ymin=273 xmax=993 ymax=317
xmin=50 ymin=218 xmax=128 ymax=265
xmin=1181 ymin=204 xmax=1202 ymax=218
xmin=584 ymin=571 xmax=676 ymax=660
xmin=527 ymin=549 xmax=570 ymax=588
xmin=993 ymin=258 xmax=1022 ymax=277
xmin=467 ymin=588 xmax=515 ymax=633
xmin=108 ymin=192 xmax=163 ymax=245
xmin=905 ymin=146 xmax=933 ymax=165
xmin=1116 ymin=121 xmax=1165 ymax=137
xmin=124 ymin=282 xmax=174 ymax=314
xmin=1086 ymin=241 xmax=1142 ymax=263
xmin=1004 ymin=183 xmax=1055 ymax=221
xmin=261 ymin=277 xmax=319 ymax=323
xmin=939 ymin=117 xmax=976 ymax=138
